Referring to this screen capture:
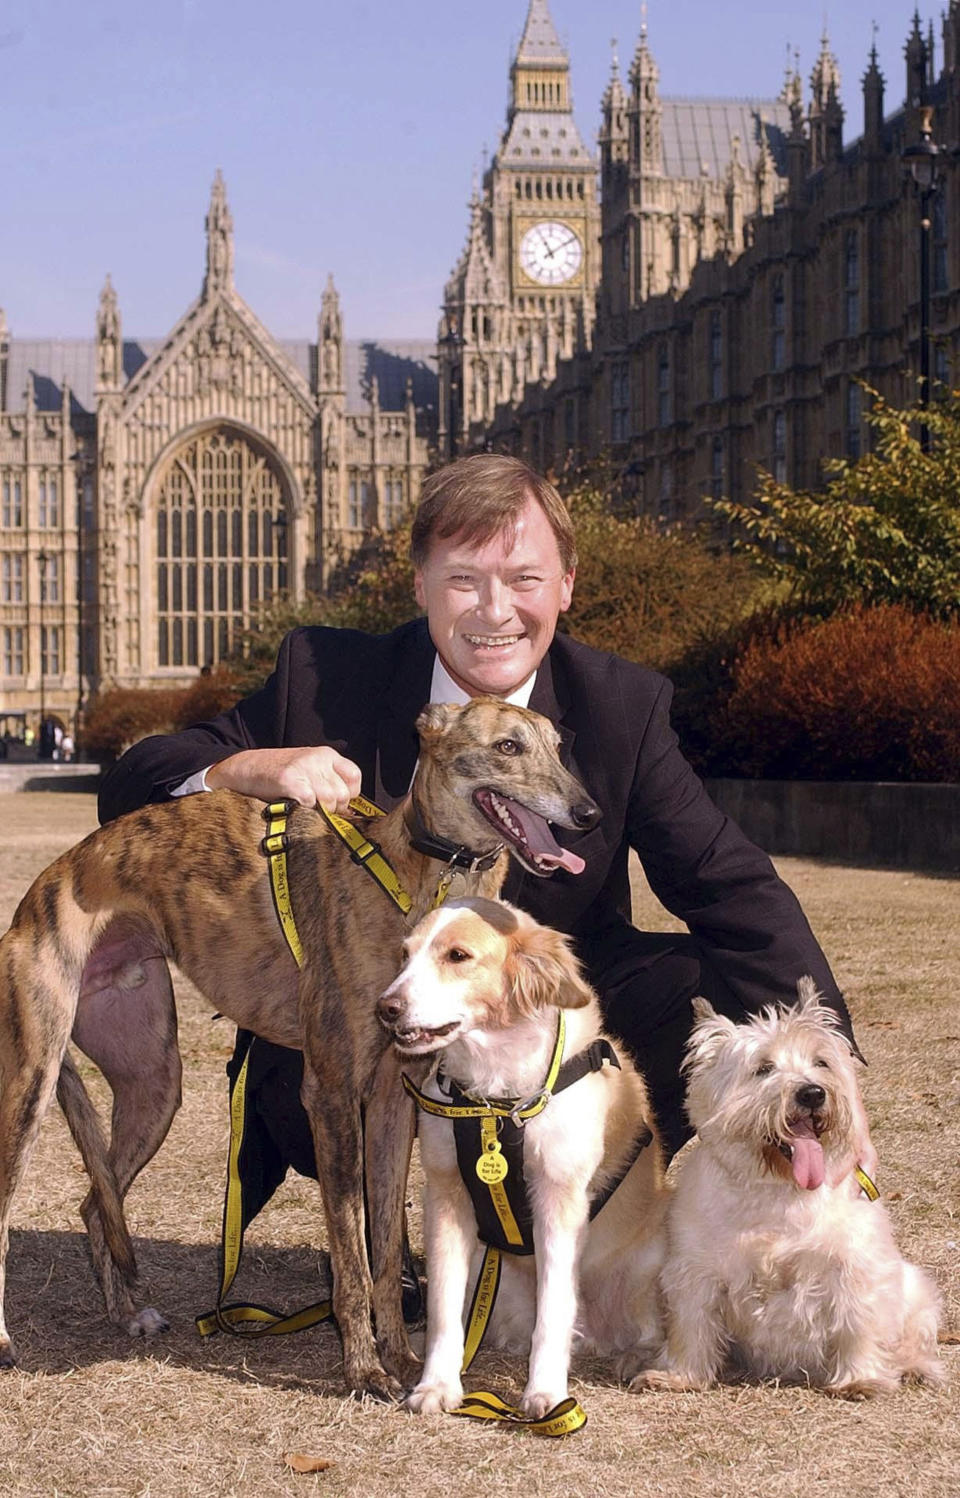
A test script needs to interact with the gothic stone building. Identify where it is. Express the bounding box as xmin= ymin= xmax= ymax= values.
xmin=476 ymin=9 xmax=960 ymax=521
xmin=0 ymin=173 xmax=436 ymax=731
